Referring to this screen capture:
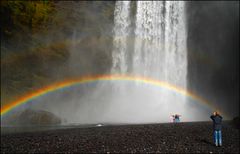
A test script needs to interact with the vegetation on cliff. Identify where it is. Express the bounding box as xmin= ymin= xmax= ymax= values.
xmin=1 ymin=1 xmax=55 ymax=39
xmin=1 ymin=2 xmax=114 ymax=106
